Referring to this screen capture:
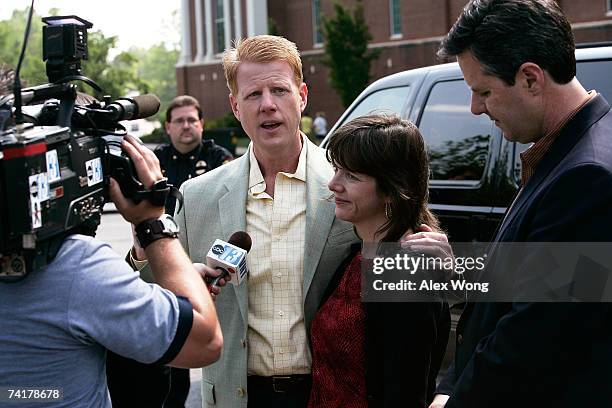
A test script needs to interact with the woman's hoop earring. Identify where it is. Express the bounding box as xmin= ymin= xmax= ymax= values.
xmin=385 ymin=202 xmax=393 ymax=220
